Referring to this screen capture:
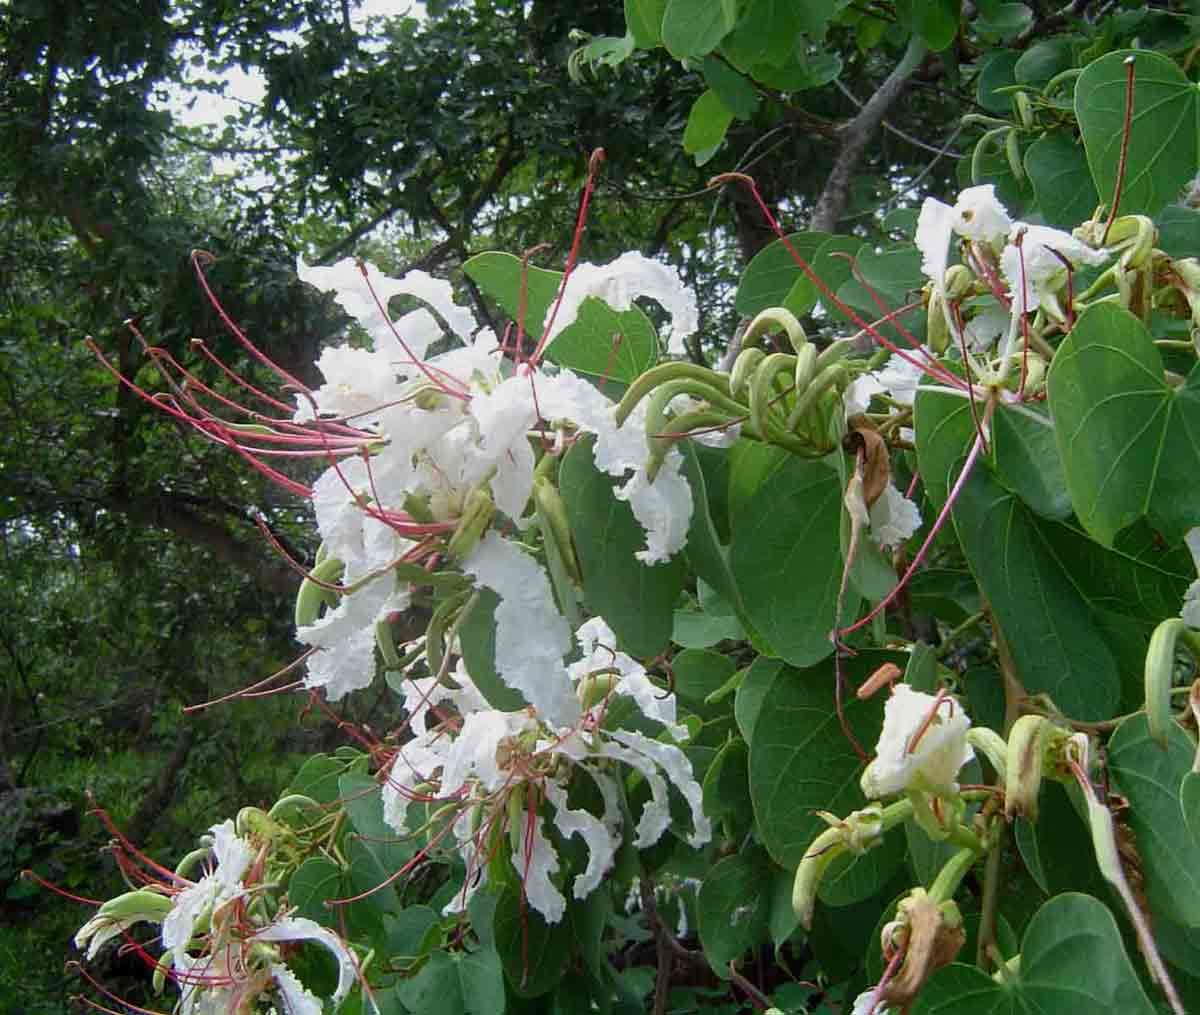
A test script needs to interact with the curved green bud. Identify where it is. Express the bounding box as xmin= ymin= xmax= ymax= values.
xmin=1003 ymin=715 xmax=1049 ymax=821
xmin=294 ymin=555 xmax=346 ymax=629
xmin=267 ymin=794 xmax=320 ymax=822
xmin=1004 ymin=128 xmax=1025 ymax=185
xmin=426 ymin=589 xmax=472 ymax=677
xmin=175 ymin=846 xmax=212 ymax=879
xmin=447 ymin=486 xmax=495 ymax=562
xmin=749 ymin=352 xmax=797 ymax=440
xmin=730 ymin=346 xmax=767 ymax=402
xmin=533 ymin=476 xmax=581 ymax=583
xmin=1145 ymin=618 xmax=1189 ymax=749
xmin=742 ymin=307 xmax=808 ymax=354
xmin=507 ymin=784 xmax=527 ymax=858
xmin=98 ymin=889 xmax=172 ymax=922
xmin=1014 ymin=90 xmax=1034 ymax=131
xmin=927 ymin=288 xmax=950 ymax=355
xmin=153 ymin=948 xmax=173 ymax=994
xmin=944 ymin=264 xmax=975 ymax=301
xmin=785 ymin=362 xmax=847 ymax=432
xmin=815 ymin=338 xmax=854 ymax=371
xmin=646 ymin=409 xmax=737 ymax=480
xmin=577 ymin=671 xmax=619 ymax=711
xmin=643 ymin=378 xmax=749 ymax=460
xmin=376 ymin=614 xmax=405 ymax=669
xmin=615 ymin=362 xmax=731 ymax=426
xmin=793 ymin=342 xmax=818 ymax=396
xmin=792 ymin=828 xmax=846 ymax=929
xmin=971 ymin=127 xmax=1011 ymax=186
